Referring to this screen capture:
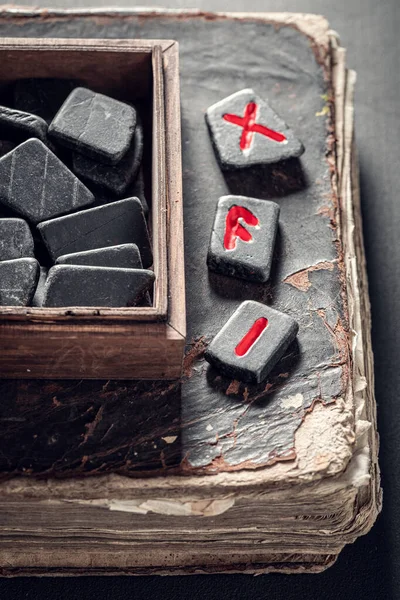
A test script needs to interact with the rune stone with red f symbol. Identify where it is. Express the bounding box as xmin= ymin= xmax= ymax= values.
xmin=207 ymin=195 xmax=280 ymax=283
xmin=205 ymin=88 xmax=304 ymax=169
